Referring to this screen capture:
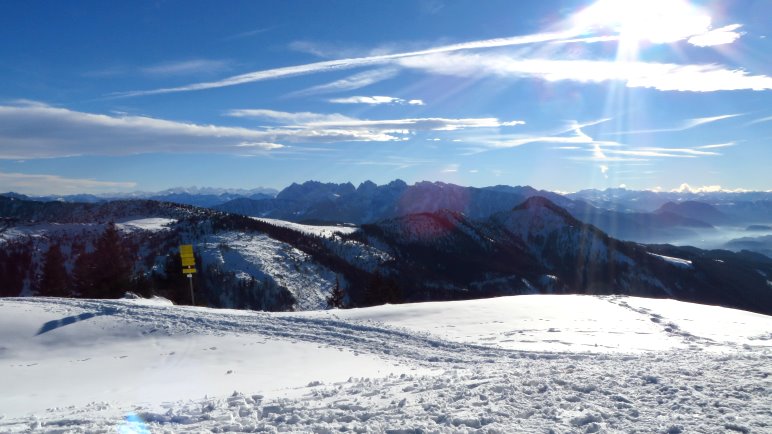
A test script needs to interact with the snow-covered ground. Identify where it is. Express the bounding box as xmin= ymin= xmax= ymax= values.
xmin=1 ymin=295 xmax=770 ymax=433
xmin=253 ymin=217 xmax=359 ymax=238
xmin=116 ymin=217 xmax=176 ymax=232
